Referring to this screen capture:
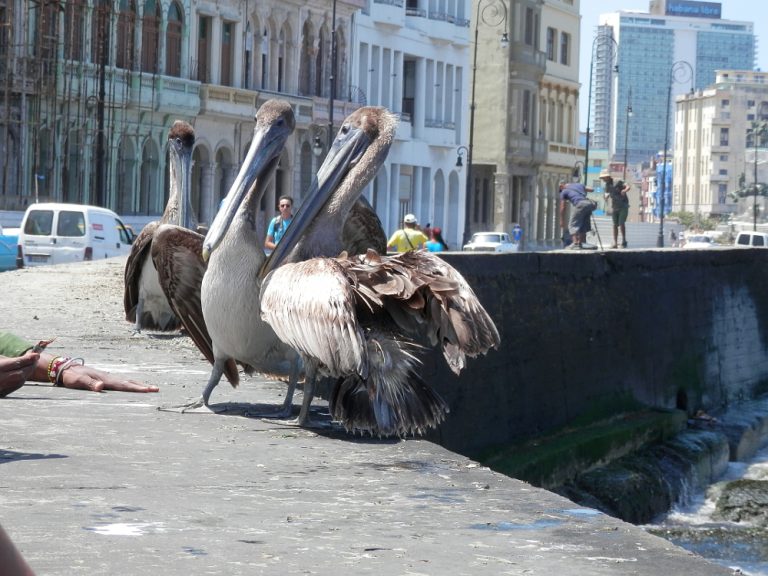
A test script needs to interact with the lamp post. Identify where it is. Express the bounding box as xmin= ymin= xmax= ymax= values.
xmin=327 ymin=0 xmax=338 ymax=150
xmin=584 ymin=30 xmax=618 ymax=186
xmin=623 ymin=86 xmax=632 ymax=181
xmin=462 ymin=0 xmax=508 ymax=246
xmin=656 ymin=60 xmax=694 ymax=247
xmin=750 ymin=101 xmax=768 ymax=231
